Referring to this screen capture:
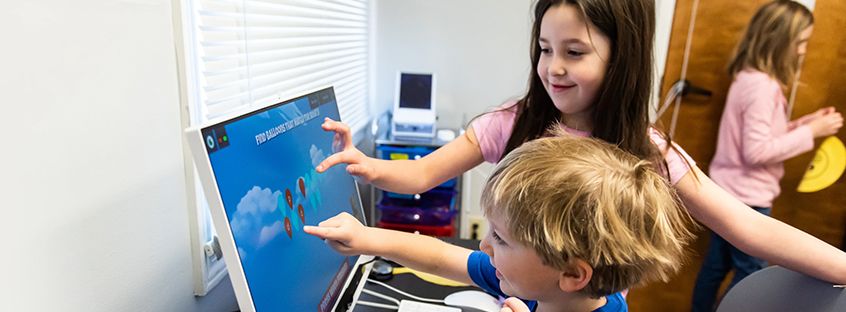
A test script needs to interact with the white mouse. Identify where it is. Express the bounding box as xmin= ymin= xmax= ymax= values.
xmin=443 ymin=290 xmax=501 ymax=312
